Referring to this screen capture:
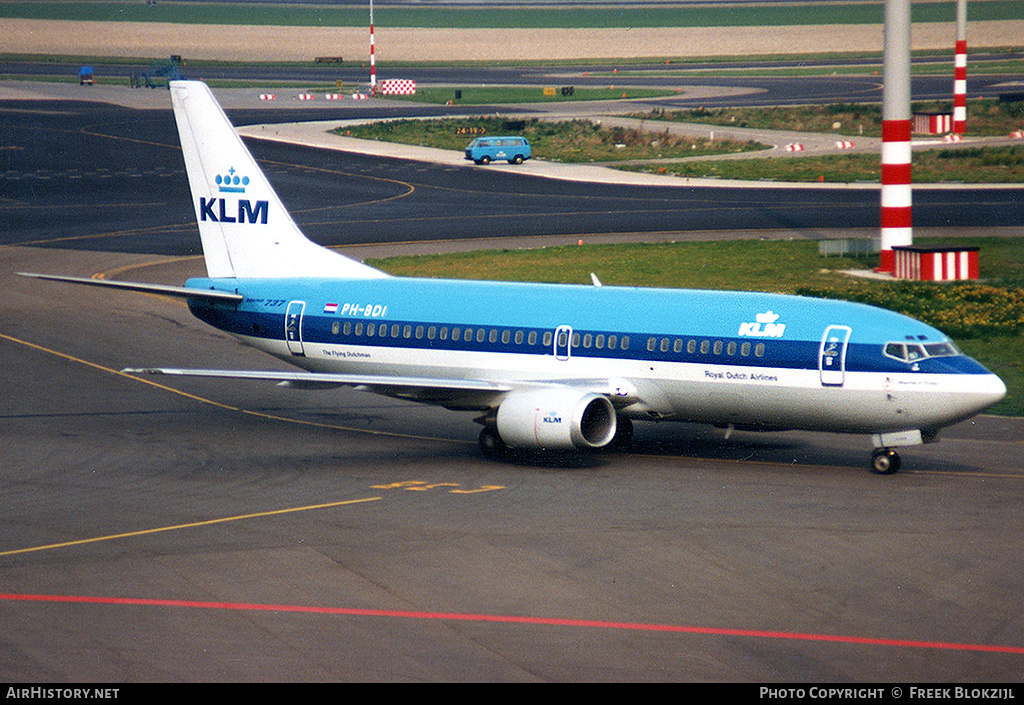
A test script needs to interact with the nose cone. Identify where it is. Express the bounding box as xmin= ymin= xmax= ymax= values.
xmin=973 ymin=373 xmax=1008 ymax=413
xmin=927 ymin=357 xmax=1007 ymax=420
xmin=949 ymin=372 xmax=1007 ymax=426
